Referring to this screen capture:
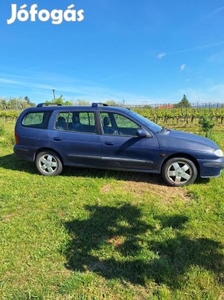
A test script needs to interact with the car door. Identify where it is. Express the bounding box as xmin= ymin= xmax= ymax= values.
xmin=51 ymin=111 xmax=102 ymax=167
xmin=99 ymin=112 xmax=160 ymax=171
